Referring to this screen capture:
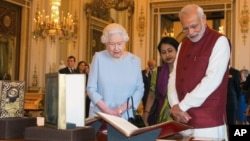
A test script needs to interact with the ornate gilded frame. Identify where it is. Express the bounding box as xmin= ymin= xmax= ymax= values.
xmin=0 ymin=0 xmax=24 ymax=80
xmin=85 ymin=0 xmax=134 ymax=63
xmin=86 ymin=16 xmax=110 ymax=63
